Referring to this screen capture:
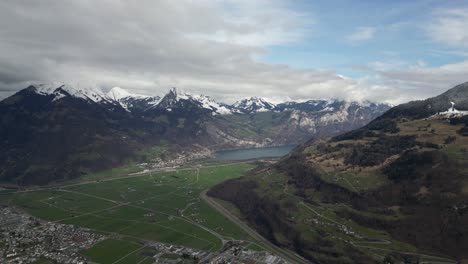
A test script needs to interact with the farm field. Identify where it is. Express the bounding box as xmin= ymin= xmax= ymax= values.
xmin=1 ymin=162 xmax=265 ymax=263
